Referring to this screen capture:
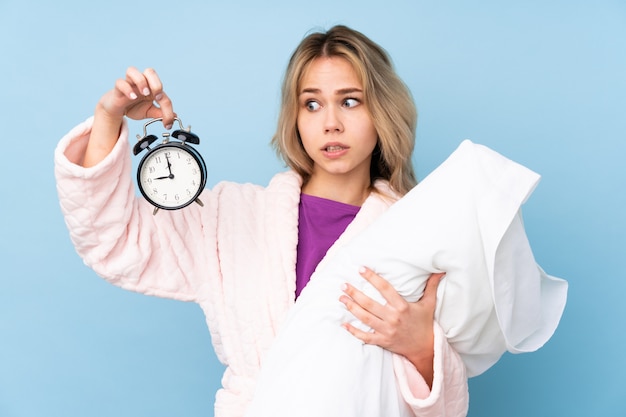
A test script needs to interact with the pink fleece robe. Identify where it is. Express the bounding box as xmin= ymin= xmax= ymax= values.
xmin=54 ymin=117 xmax=469 ymax=417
